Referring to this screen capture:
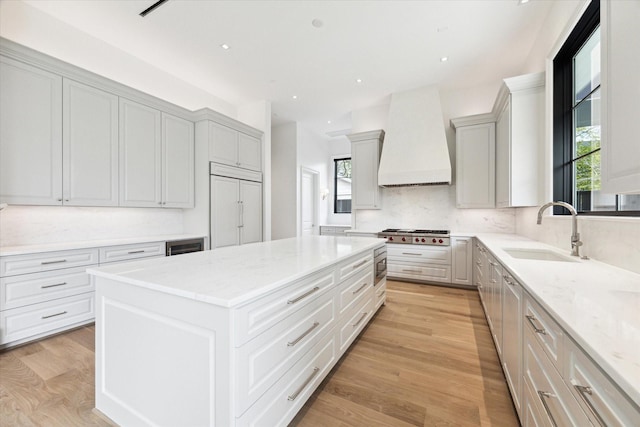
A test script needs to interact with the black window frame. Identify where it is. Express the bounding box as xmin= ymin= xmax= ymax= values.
xmin=553 ymin=0 xmax=639 ymax=217
xmin=333 ymin=157 xmax=351 ymax=214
